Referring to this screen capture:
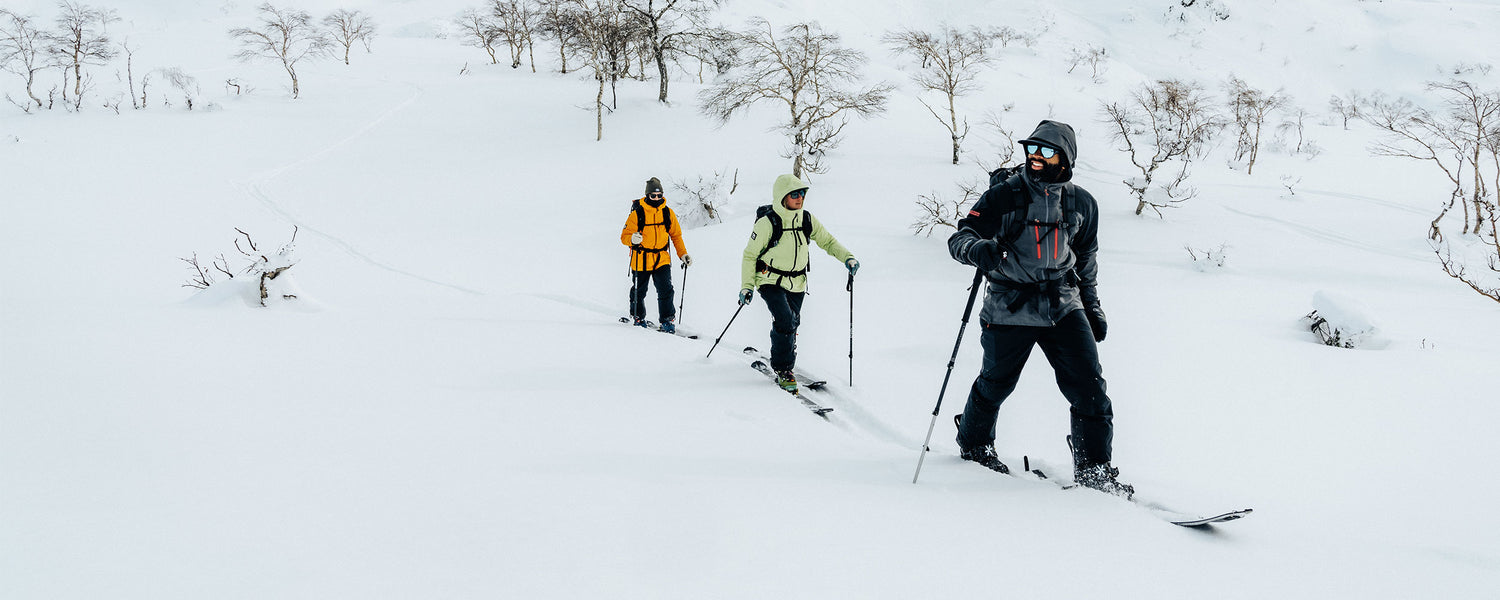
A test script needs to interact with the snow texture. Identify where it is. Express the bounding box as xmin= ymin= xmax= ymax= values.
xmin=2 ymin=0 xmax=1498 ymax=599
